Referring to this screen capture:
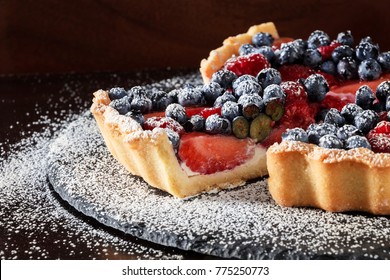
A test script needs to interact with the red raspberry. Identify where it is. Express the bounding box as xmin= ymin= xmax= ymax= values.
xmin=280 ymin=81 xmax=307 ymax=104
xmin=317 ymin=41 xmax=341 ymax=60
xmin=224 ymin=53 xmax=270 ymax=77
xmin=280 ymin=99 xmax=318 ymax=129
xmin=367 ymin=121 xmax=390 ymax=153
